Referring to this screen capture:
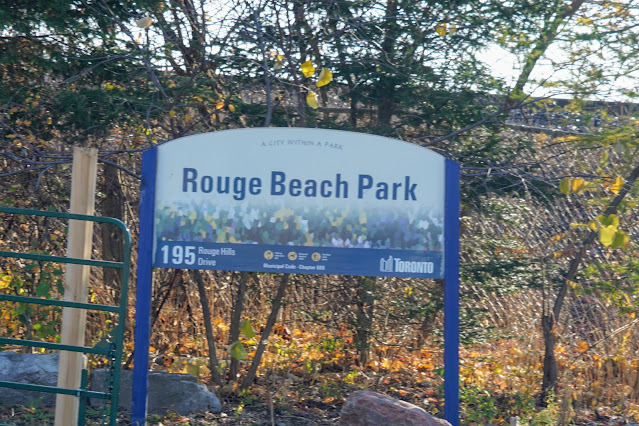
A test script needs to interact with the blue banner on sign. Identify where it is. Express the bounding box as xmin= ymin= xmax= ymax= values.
xmin=154 ymin=241 xmax=443 ymax=278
